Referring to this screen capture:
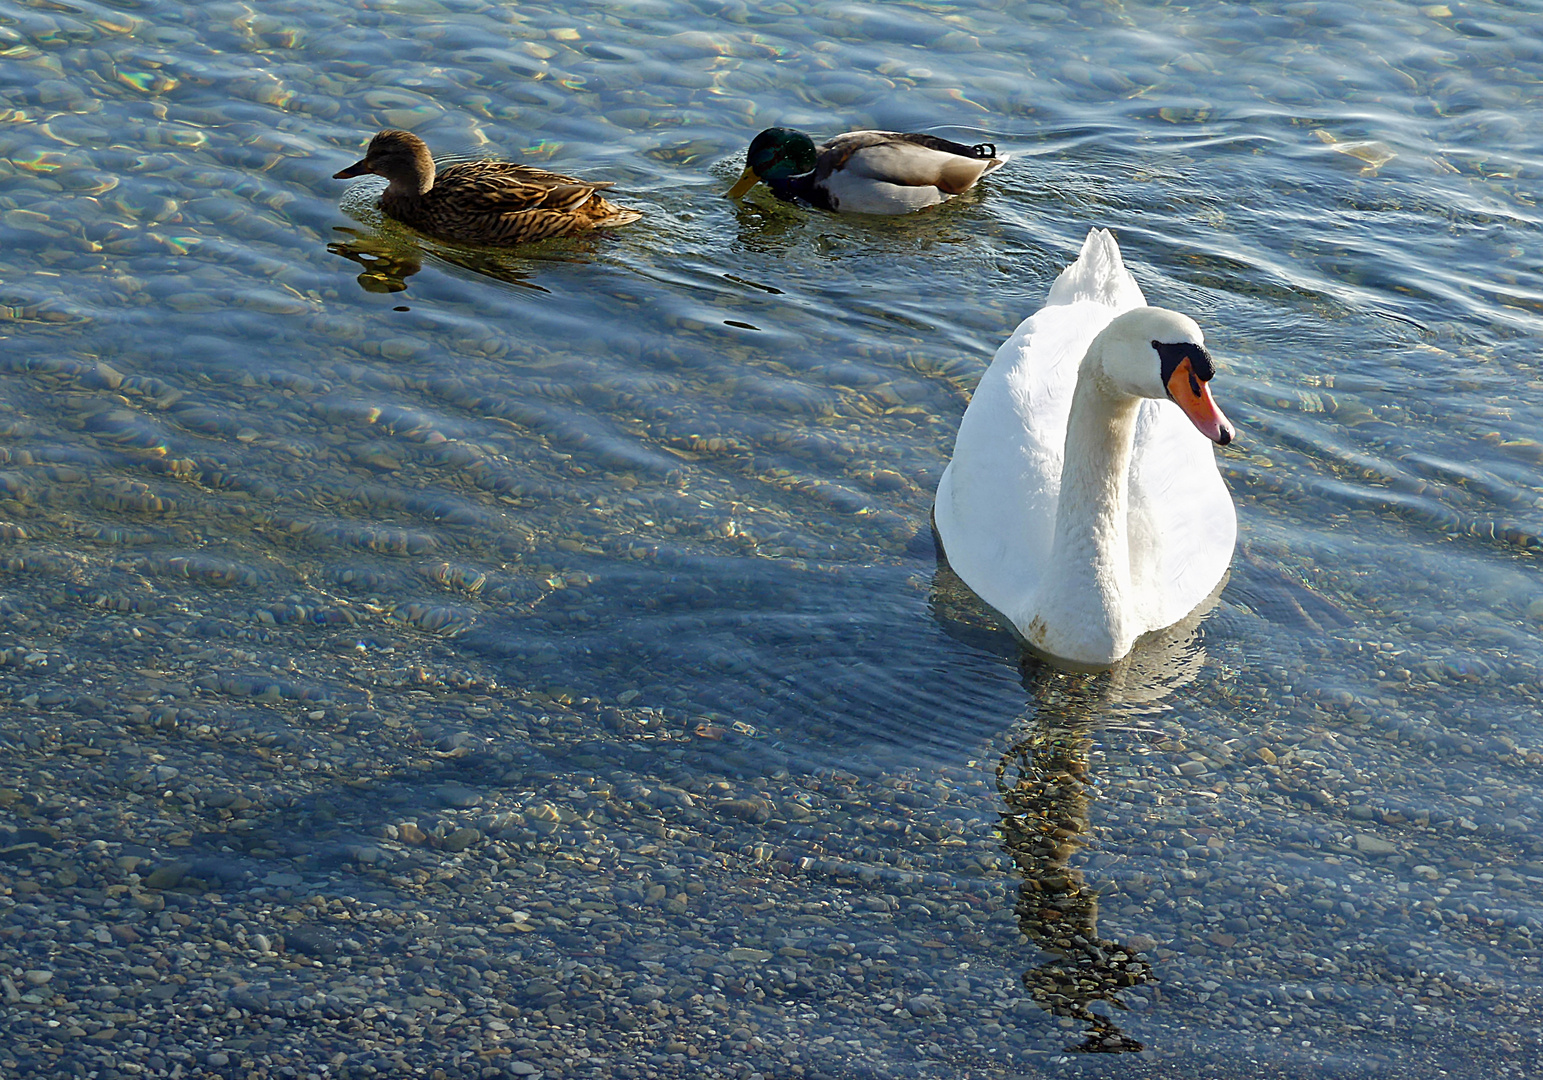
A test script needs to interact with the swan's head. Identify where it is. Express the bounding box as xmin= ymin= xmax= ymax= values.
xmin=1096 ymin=307 xmax=1235 ymax=446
